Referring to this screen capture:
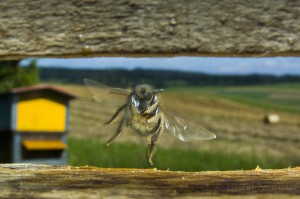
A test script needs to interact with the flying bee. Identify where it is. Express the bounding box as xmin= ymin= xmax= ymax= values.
xmin=84 ymin=79 xmax=216 ymax=166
